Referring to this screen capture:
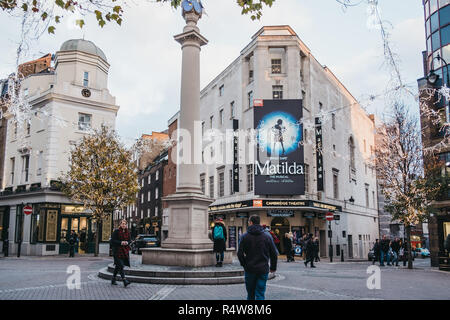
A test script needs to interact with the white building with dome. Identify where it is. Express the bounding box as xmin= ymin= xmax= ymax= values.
xmin=0 ymin=39 xmax=119 ymax=256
